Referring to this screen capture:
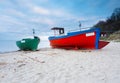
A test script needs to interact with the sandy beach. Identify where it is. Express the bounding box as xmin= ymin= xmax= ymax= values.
xmin=0 ymin=42 xmax=120 ymax=83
